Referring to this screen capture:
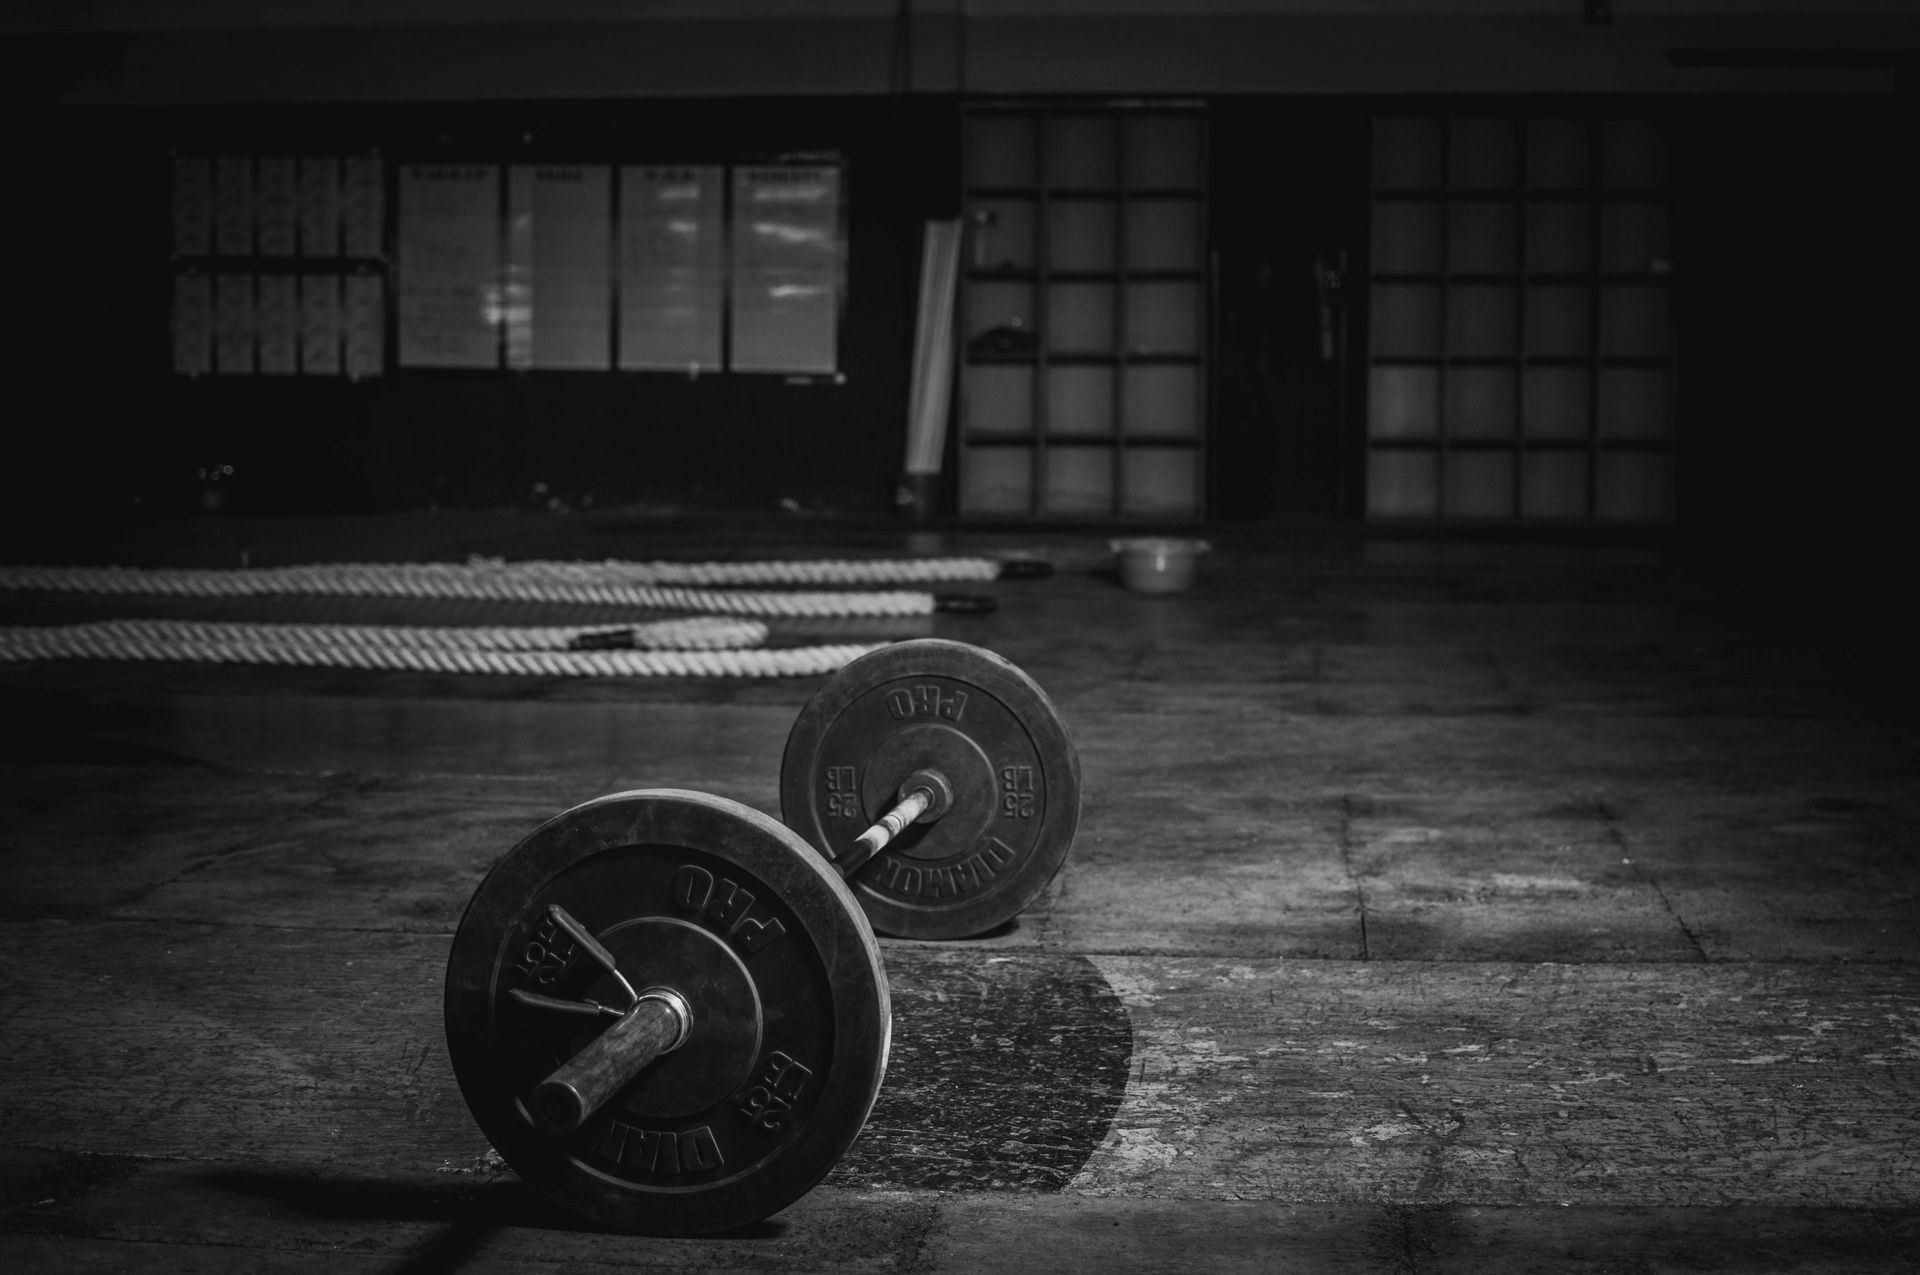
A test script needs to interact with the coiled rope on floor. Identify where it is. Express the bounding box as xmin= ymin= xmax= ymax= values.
xmin=0 ymin=619 xmax=882 ymax=678
xmin=0 ymin=556 xmax=1038 ymax=608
